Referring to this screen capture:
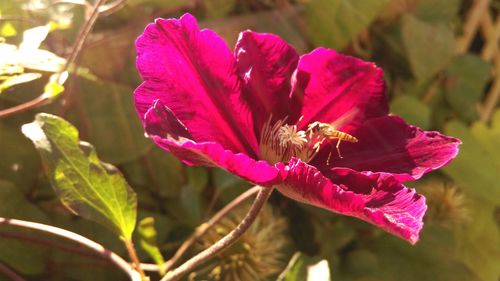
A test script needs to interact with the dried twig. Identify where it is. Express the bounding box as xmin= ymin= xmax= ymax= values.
xmin=455 ymin=0 xmax=491 ymax=54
